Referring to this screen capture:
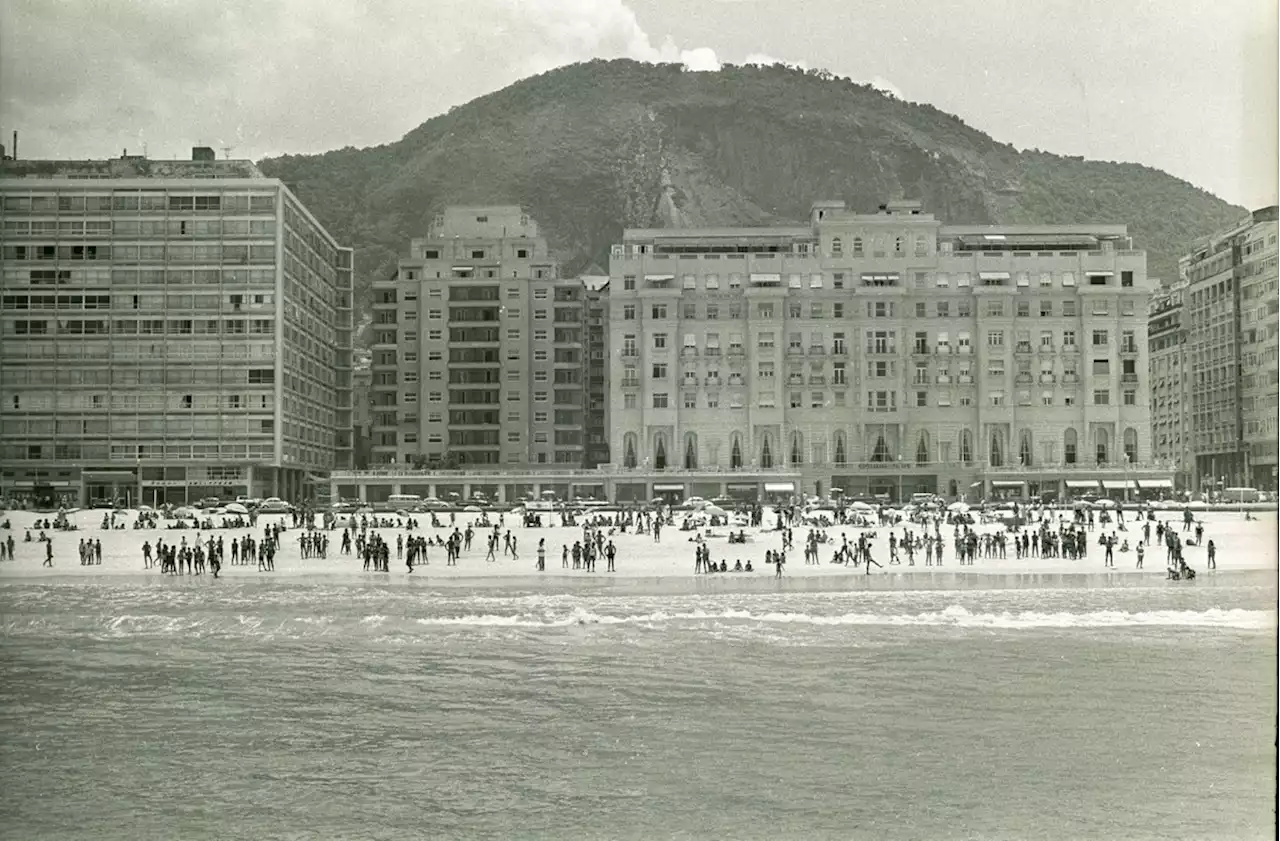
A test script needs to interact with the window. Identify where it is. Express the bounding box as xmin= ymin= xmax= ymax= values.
xmin=705 ymin=274 xmax=720 ymax=290
xmin=1092 ymin=329 xmax=1109 ymax=347
xmin=652 ymin=393 xmax=669 ymax=408
xmin=1092 ymin=359 xmax=1110 ymax=375
xmin=1123 ymin=389 xmax=1136 ymax=406
xmin=757 ymin=303 xmax=774 ymax=319
xmin=623 ymin=275 xmax=636 ymax=291
xmin=1063 ymin=330 xmax=1076 ymax=348
xmin=623 ymin=304 xmax=636 ymax=320
xmin=831 ymin=237 xmax=843 ymax=255
xmin=1062 ymin=300 xmax=1077 ymax=317
xmin=1063 ymin=272 xmax=1076 ymax=287
xmin=1016 ymin=301 xmax=1030 ymax=317
xmin=987 ymin=330 xmax=1004 ymax=348
xmin=651 ymin=304 xmax=667 ymax=319
xmin=936 ymin=301 xmax=950 ymax=318
xmin=1121 ymin=299 xmax=1135 ymax=316
xmin=1040 ymin=300 xmax=1053 ymax=317
xmin=1093 ymin=389 xmax=1110 ymax=405
xmin=652 ymin=363 xmax=667 ymax=379
xmin=653 ymin=333 xmax=667 ymax=350
xmin=985 ymin=300 xmax=1005 ymax=317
